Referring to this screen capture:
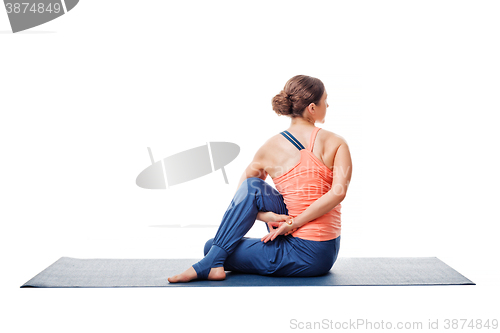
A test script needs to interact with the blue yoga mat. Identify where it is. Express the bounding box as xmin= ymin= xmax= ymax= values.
xmin=20 ymin=257 xmax=474 ymax=288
